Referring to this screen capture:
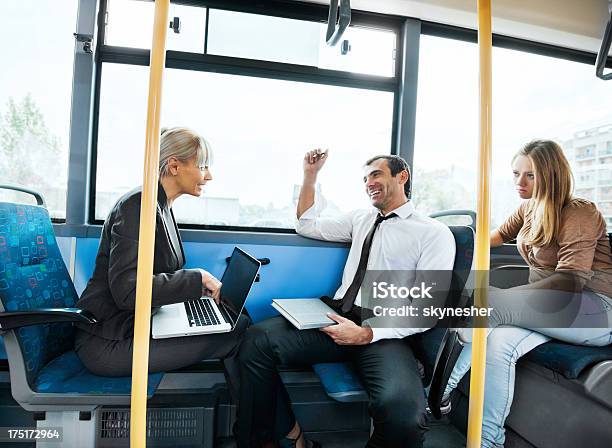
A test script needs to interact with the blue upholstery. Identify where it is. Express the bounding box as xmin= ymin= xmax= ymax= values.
xmin=0 ymin=203 xmax=77 ymax=386
xmin=524 ymin=341 xmax=612 ymax=380
xmin=75 ymin=238 xmax=349 ymax=323
xmin=313 ymin=226 xmax=474 ymax=401
xmin=0 ymin=202 xmax=163 ymax=396
xmin=34 ymin=351 xmax=162 ymax=396
xmin=312 ymin=362 xmax=367 ymax=402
